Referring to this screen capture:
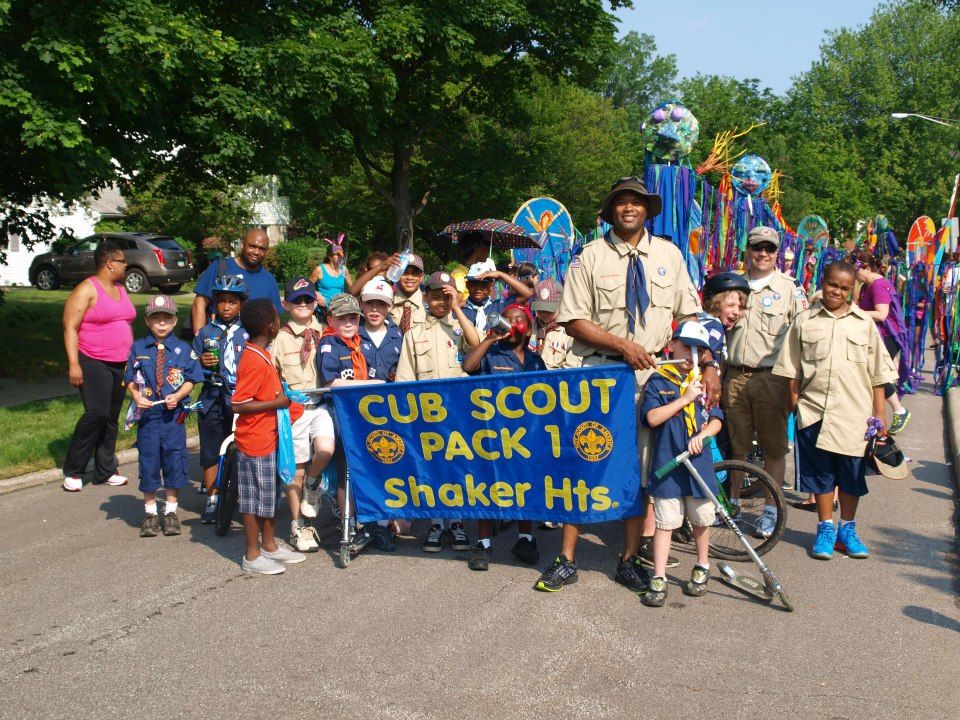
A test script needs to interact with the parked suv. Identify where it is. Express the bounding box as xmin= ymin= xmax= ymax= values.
xmin=30 ymin=232 xmax=194 ymax=294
